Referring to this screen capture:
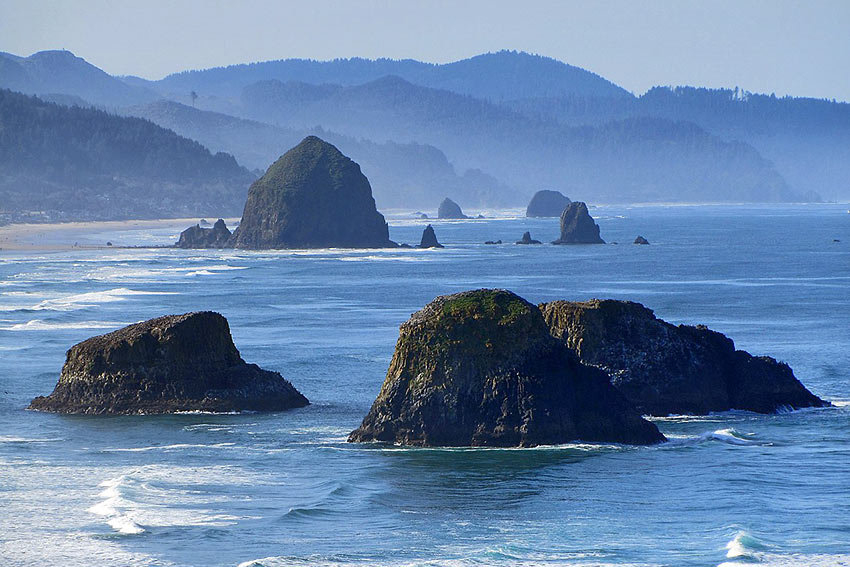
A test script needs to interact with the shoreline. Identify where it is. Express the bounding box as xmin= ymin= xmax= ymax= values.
xmin=0 ymin=218 xmax=224 ymax=251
